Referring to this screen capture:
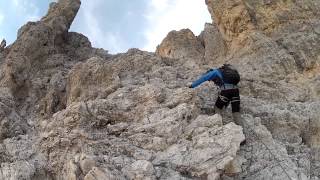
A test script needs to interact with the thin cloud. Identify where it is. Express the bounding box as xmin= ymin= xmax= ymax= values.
xmin=0 ymin=0 xmax=51 ymax=44
xmin=0 ymin=14 xmax=4 ymax=26
xmin=0 ymin=13 xmax=4 ymax=39
xmin=12 ymin=0 xmax=40 ymax=16
xmin=0 ymin=0 xmax=211 ymax=53
xmin=71 ymin=0 xmax=150 ymax=54
xmin=143 ymin=0 xmax=211 ymax=52
xmin=71 ymin=0 xmax=128 ymax=53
